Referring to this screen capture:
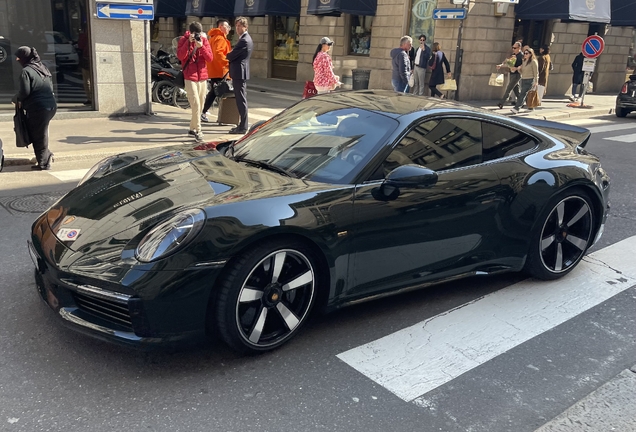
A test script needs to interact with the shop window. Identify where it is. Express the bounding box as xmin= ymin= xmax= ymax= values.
xmin=273 ymin=16 xmax=299 ymax=62
xmin=349 ymin=15 xmax=372 ymax=56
